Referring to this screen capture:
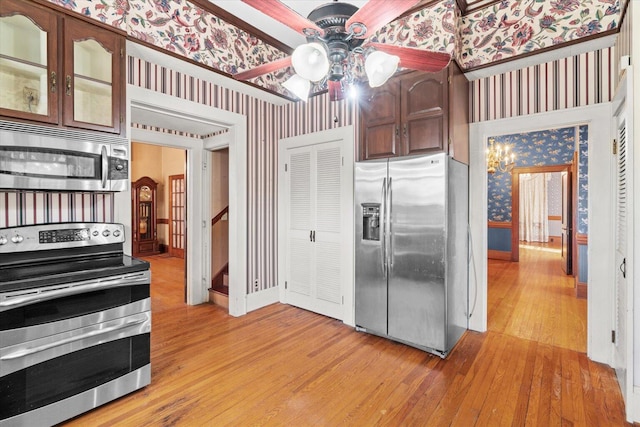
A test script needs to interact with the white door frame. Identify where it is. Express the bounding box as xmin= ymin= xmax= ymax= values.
xmin=277 ymin=126 xmax=355 ymax=326
xmin=124 ymin=85 xmax=248 ymax=316
xmin=469 ymin=103 xmax=614 ymax=365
